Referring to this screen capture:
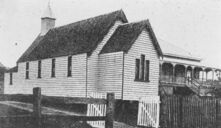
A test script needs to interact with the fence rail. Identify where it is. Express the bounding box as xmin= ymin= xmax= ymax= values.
xmin=0 ymin=87 xmax=115 ymax=128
